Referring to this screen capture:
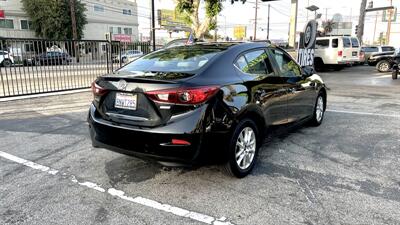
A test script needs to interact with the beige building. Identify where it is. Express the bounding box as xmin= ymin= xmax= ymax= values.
xmin=0 ymin=0 xmax=139 ymax=42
